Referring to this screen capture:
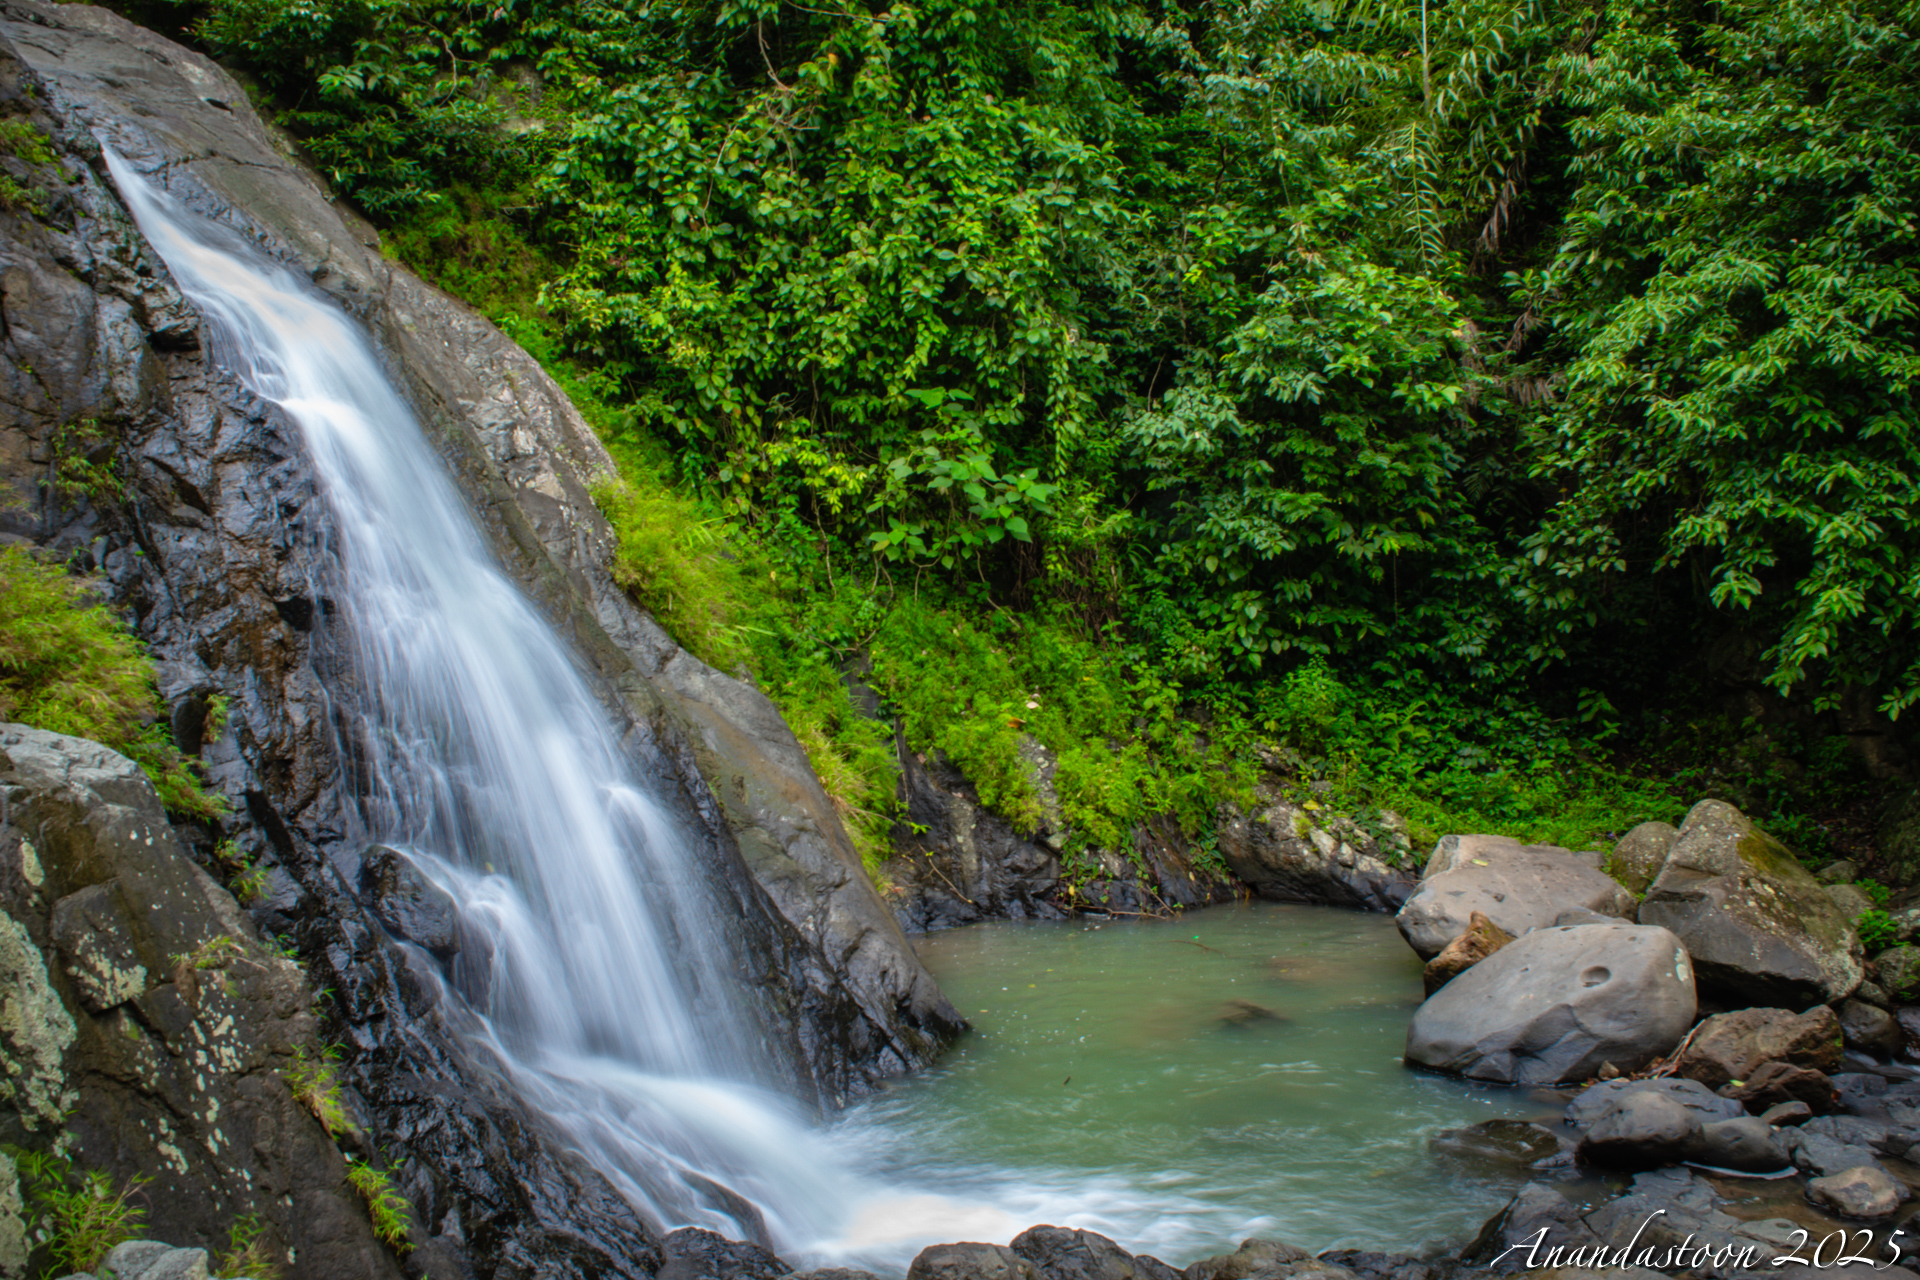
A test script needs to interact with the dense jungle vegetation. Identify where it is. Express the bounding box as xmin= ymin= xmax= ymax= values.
xmin=105 ymin=0 xmax=1920 ymax=876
